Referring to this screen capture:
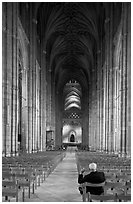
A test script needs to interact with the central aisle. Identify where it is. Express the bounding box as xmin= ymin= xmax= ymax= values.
xmin=26 ymin=151 xmax=82 ymax=202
